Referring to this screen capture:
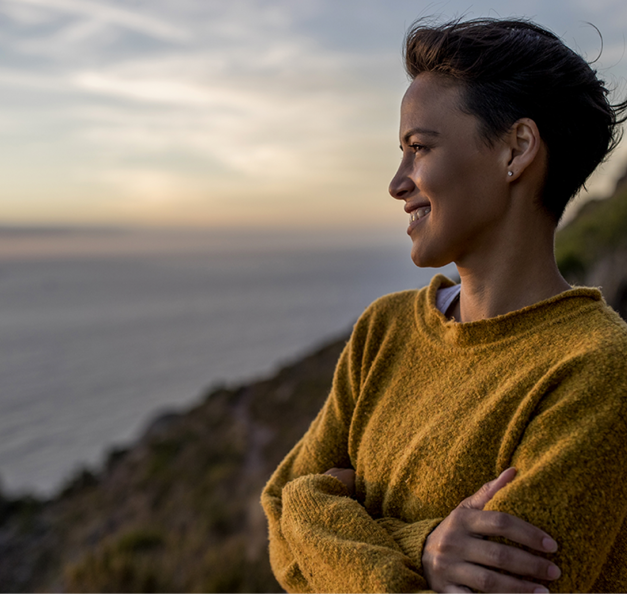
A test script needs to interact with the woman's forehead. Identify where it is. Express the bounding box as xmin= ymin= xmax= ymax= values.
xmin=400 ymin=75 xmax=473 ymax=134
